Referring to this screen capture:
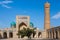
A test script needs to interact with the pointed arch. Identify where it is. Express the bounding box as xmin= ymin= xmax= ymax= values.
xmin=3 ymin=32 xmax=7 ymax=38
xmin=9 ymin=31 xmax=13 ymax=38
xmin=0 ymin=33 xmax=2 ymax=39
xmin=18 ymin=22 xmax=27 ymax=31
xmin=19 ymin=22 xmax=27 ymax=28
